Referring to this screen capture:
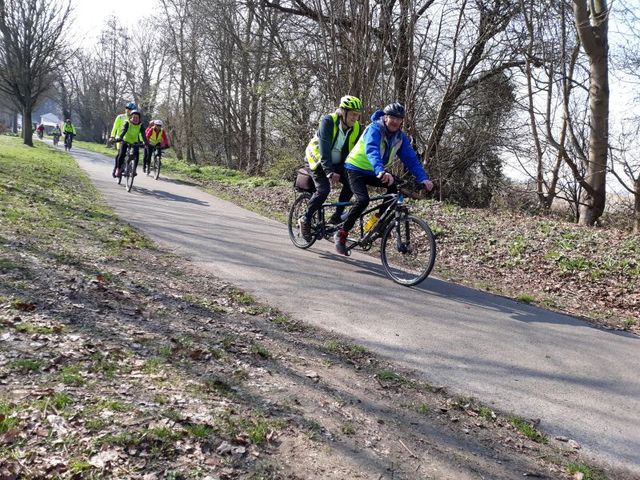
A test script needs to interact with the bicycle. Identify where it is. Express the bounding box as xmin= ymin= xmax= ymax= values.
xmin=117 ymin=142 xmax=144 ymax=192
xmin=52 ymin=134 xmax=60 ymax=146
xmin=288 ymin=177 xmax=437 ymax=286
xmin=148 ymin=144 xmax=162 ymax=180
xmin=63 ymin=133 xmax=73 ymax=151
